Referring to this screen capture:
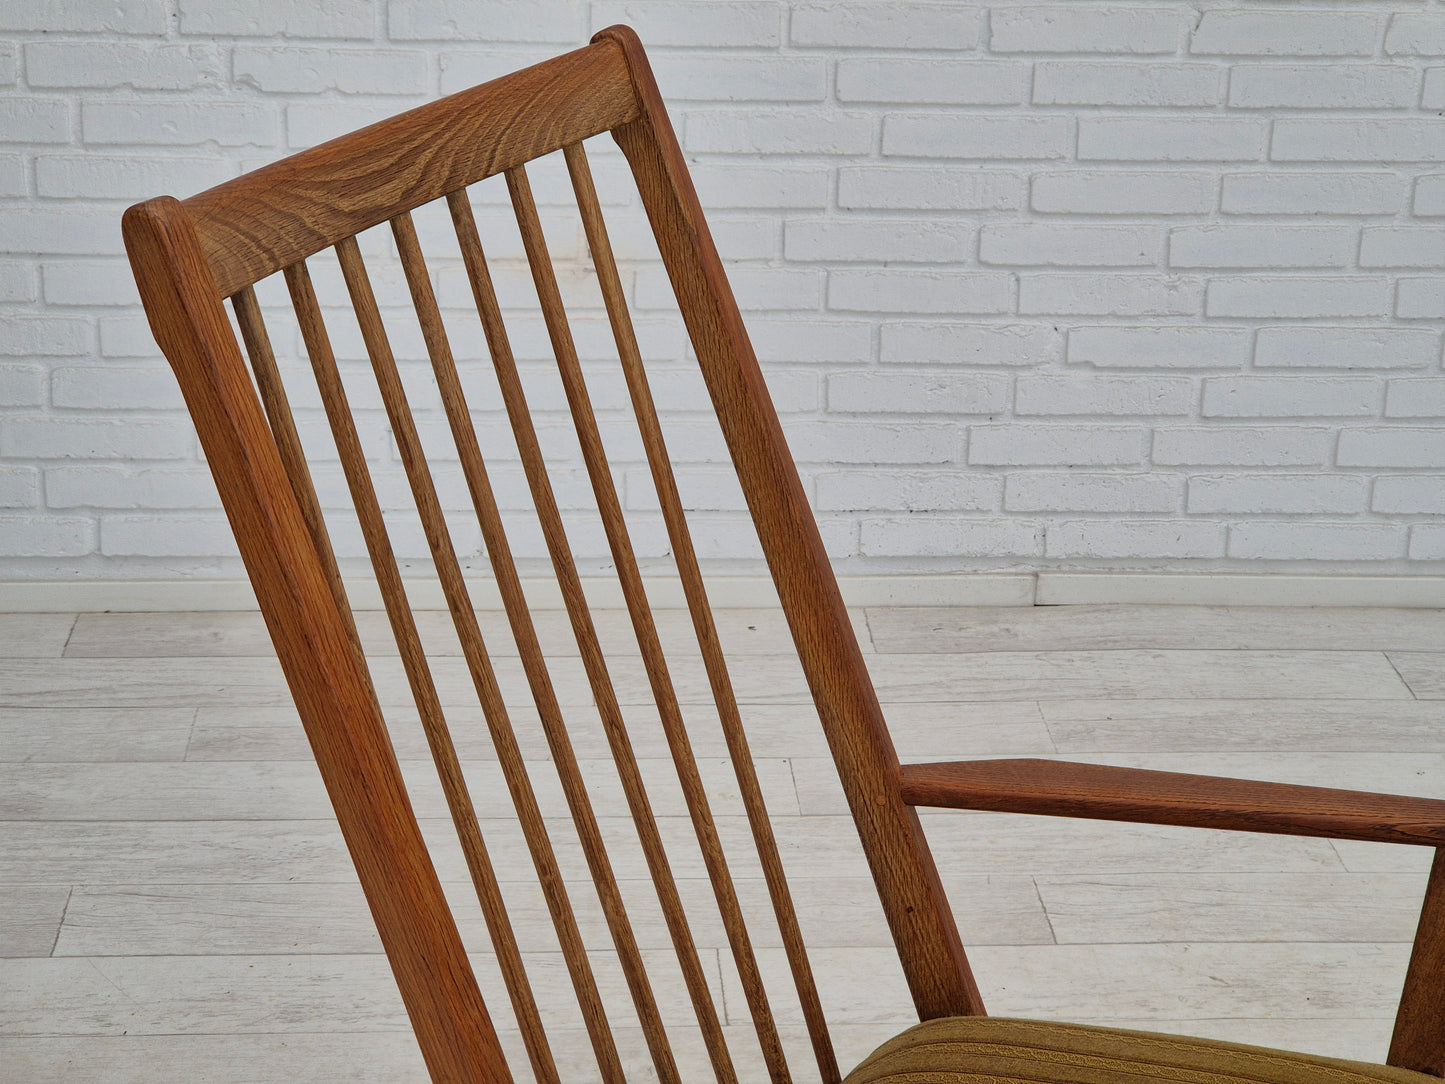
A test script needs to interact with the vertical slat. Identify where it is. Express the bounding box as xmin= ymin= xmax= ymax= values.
xmin=285 ymin=253 xmax=556 ymax=1084
xmin=514 ymin=153 xmax=794 ymax=1084
xmin=445 ymin=188 xmax=683 ymax=1084
xmin=448 ymin=184 xmax=727 ymax=1084
xmin=385 ymin=212 xmax=633 ymax=1084
xmin=124 ymin=195 xmax=510 ymax=1084
xmin=504 ymin=161 xmax=739 ymax=1084
xmin=1389 ymin=847 xmax=1445 ymax=1076
xmin=597 ymin=24 xmax=987 ymax=1024
xmin=231 ymin=286 xmax=366 ymax=662
xmin=564 ymin=139 xmax=842 ymax=1084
